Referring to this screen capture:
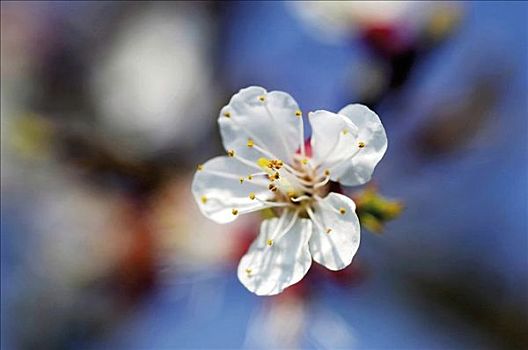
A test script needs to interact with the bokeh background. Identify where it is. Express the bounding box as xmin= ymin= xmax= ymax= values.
xmin=1 ymin=1 xmax=527 ymax=349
